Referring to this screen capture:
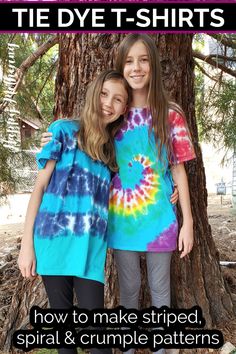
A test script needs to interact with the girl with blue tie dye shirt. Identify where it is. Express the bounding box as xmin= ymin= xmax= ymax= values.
xmin=18 ymin=70 xmax=131 ymax=354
